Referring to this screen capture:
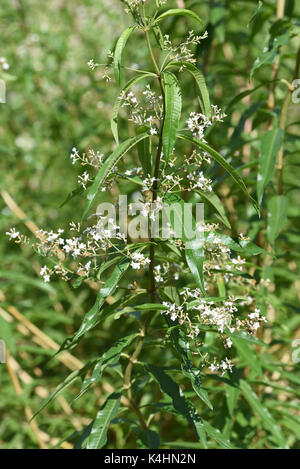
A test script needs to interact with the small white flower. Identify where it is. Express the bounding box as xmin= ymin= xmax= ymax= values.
xmin=6 ymin=228 xmax=19 ymax=240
